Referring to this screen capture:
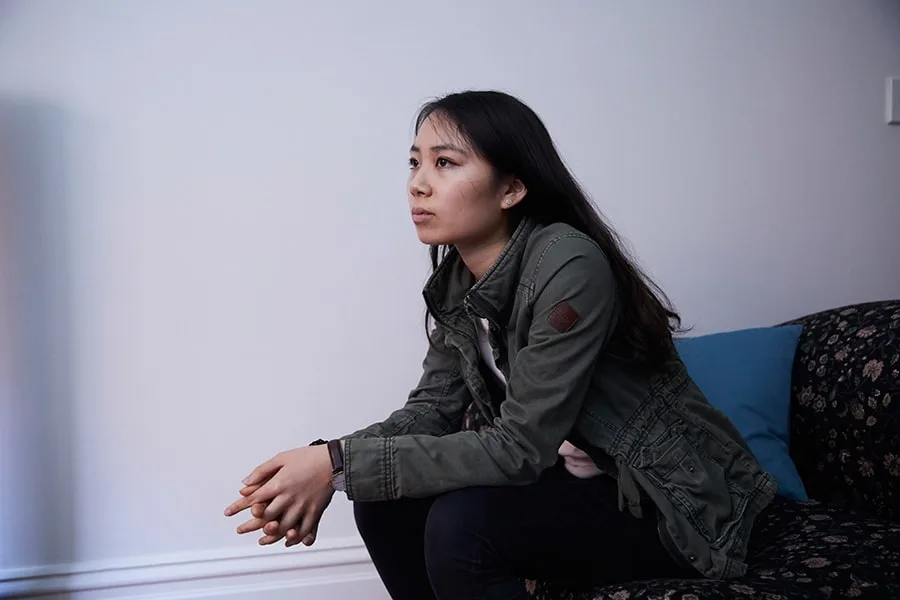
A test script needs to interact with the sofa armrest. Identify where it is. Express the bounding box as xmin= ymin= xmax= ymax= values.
xmin=782 ymin=300 xmax=900 ymax=520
